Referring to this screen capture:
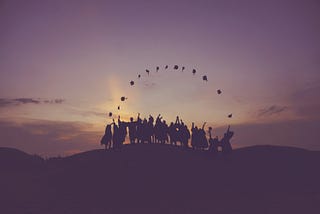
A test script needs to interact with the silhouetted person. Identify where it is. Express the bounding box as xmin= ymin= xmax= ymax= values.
xmin=198 ymin=122 xmax=208 ymax=150
xmin=208 ymin=127 xmax=219 ymax=153
xmin=141 ymin=118 xmax=150 ymax=143
xmin=156 ymin=118 xmax=168 ymax=144
xmin=154 ymin=114 xmax=163 ymax=143
xmin=173 ymin=116 xmax=181 ymax=146
xmin=168 ymin=122 xmax=177 ymax=146
xmin=118 ymin=116 xmax=127 ymax=147
xmin=127 ymin=114 xmax=139 ymax=144
xmin=191 ymin=122 xmax=199 ymax=149
xmin=101 ymin=124 xmax=112 ymax=150
xmin=173 ymin=116 xmax=188 ymax=147
xmin=112 ymin=119 xmax=121 ymax=150
xmin=136 ymin=114 xmax=143 ymax=143
xmin=180 ymin=123 xmax=190 ymax=148
xmin=220 ymin=125 xmax=234 ymax=154
xmin=148 ymin=115 xmax=155 ymax=143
